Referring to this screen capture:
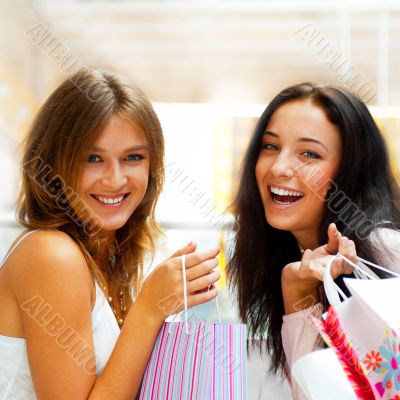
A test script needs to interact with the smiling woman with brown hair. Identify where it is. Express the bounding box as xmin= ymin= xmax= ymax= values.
xmin=0 ymin=68 xmax=220 ymax=399
xmin=228 ymin=82 xmax=400 ymax=399
xmin=17 ymin=68 xmax=167 ymax=304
